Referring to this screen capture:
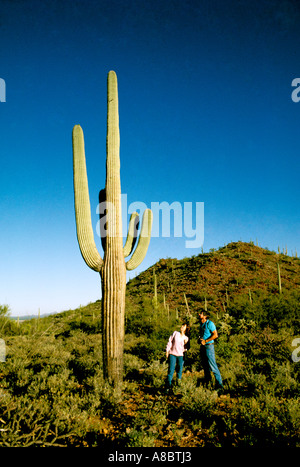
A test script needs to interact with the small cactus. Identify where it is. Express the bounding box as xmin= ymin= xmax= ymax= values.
xmin=183 ymin=293 xmax=191 ymax=316
xmin=72 ymin=71 xmax=153 ymax=386
xmin=277 ymin=262 xmax=282 ymax=294
xmin=248 ymin=288 xmax=252 ymax=304
xmin=153 ymin=269 xmax=158 ymax=308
